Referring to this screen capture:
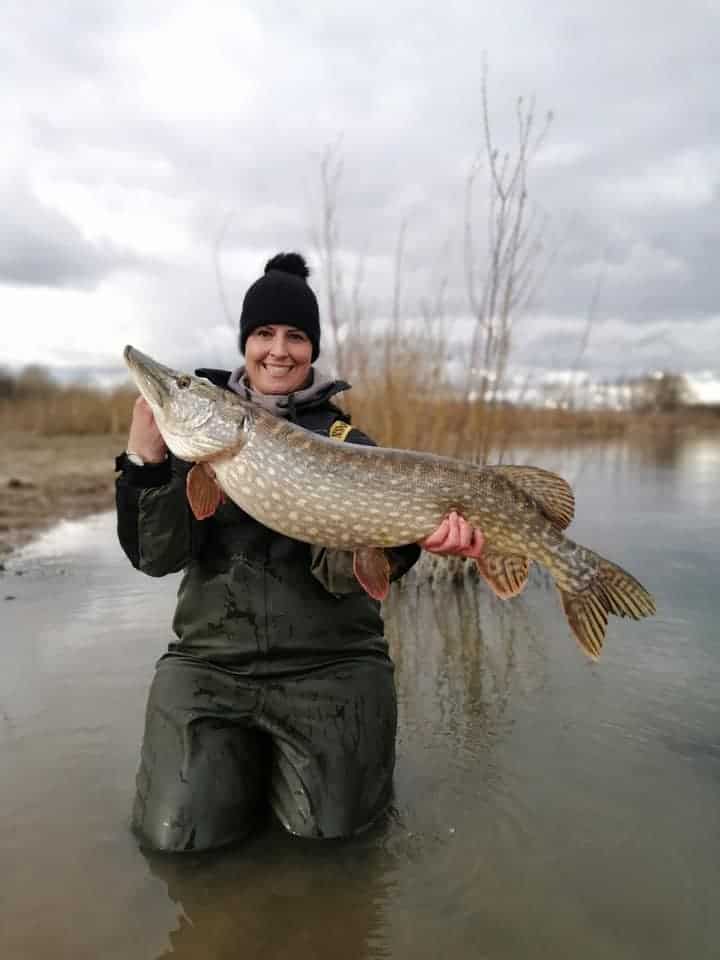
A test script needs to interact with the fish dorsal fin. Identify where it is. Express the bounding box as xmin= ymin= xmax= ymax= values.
xmin=490 ymin=465 xmax=575 ymax=530
xmin=475 ymin=549 xmax=530 ymax=599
